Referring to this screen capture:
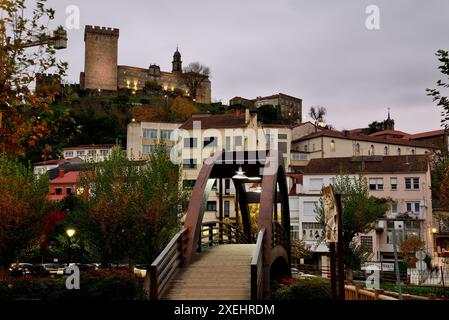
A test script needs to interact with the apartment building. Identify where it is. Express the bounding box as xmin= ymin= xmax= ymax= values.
xmin=288 ymin=155 xmax=434 ymax=268
xmin=127 ymin=122 xmax=182 ymax=160
xmin=63 ymin=144 xmax=116 ymax=162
